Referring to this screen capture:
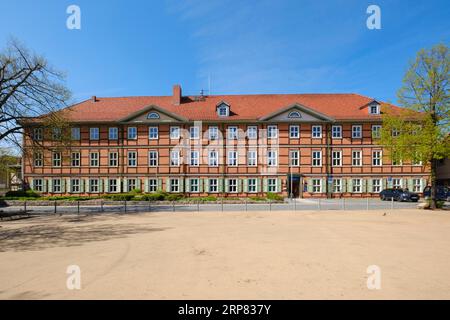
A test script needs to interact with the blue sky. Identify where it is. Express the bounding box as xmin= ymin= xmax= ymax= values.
xmin=1 ymin=0 xmax=449 ymax=104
